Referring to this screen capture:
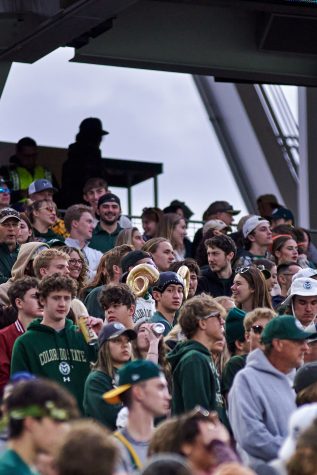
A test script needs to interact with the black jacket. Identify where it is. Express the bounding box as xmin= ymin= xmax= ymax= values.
xmin=197 ymin=267 xmax=234 ymax=297
xmin=61 ymin=141 xmax=106 ymax=208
